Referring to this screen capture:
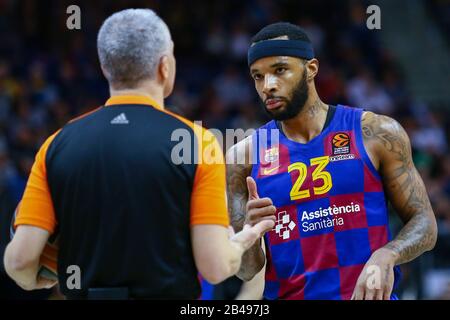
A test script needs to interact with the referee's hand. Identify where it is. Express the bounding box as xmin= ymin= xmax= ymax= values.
xmin=245 ymin=176 xmax=276 ymax=226
xmin=229 ymin=220 xmax=275 ymax=254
